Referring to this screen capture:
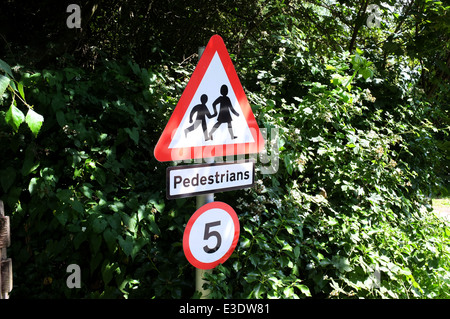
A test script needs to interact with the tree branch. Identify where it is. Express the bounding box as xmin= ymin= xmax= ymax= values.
xmin=348 ymin=0 xmax=369 ymax=52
